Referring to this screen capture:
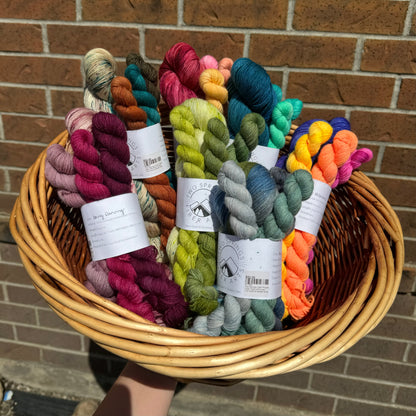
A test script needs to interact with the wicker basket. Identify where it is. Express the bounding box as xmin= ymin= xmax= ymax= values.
xmin=9 ymin=128 xmax=404 ymax=384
